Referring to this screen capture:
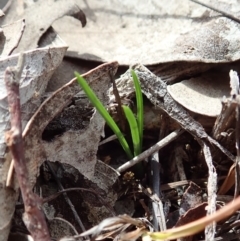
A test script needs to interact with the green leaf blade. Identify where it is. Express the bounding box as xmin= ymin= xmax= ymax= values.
xmin=122 ymin=105 xmax=141 ymax=156
xmin=74 ymin=72 xmax=133 ymax=159
xmin=131 ymin=70 xmax=144 ymax=152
